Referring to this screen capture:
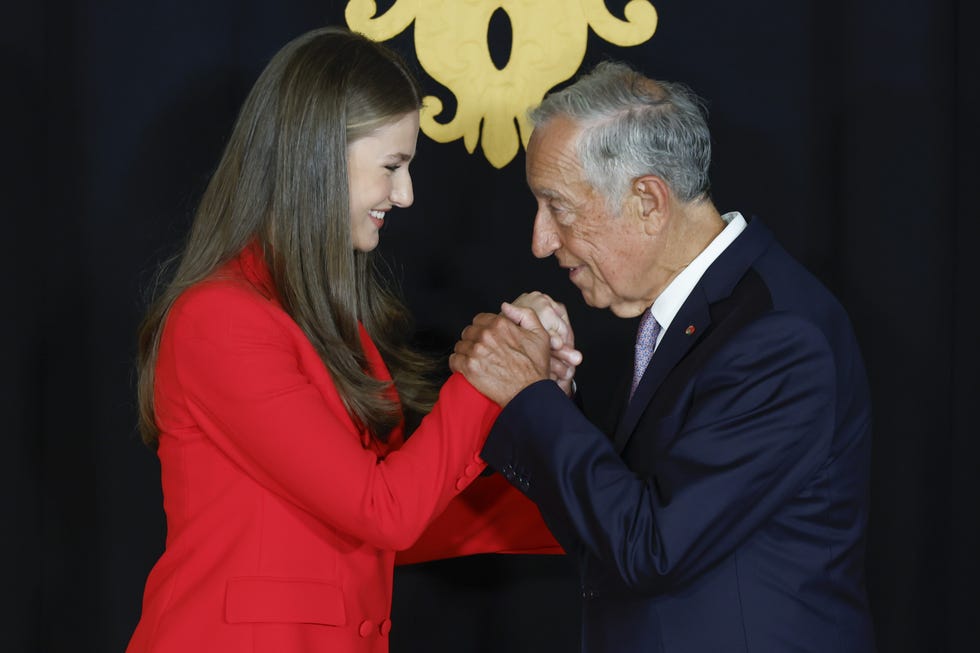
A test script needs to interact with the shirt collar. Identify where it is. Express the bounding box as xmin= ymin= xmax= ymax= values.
xmin=649 ymin=211 xmax=747 ymax=348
